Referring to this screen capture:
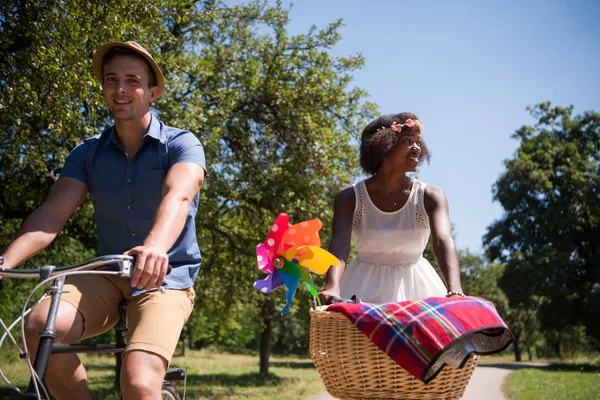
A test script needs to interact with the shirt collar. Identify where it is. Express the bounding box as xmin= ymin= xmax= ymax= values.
xmin=107 ymin=114 xmax=165 ymax=148
xmin=144 ymin=115 xmax=164 ymax=142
